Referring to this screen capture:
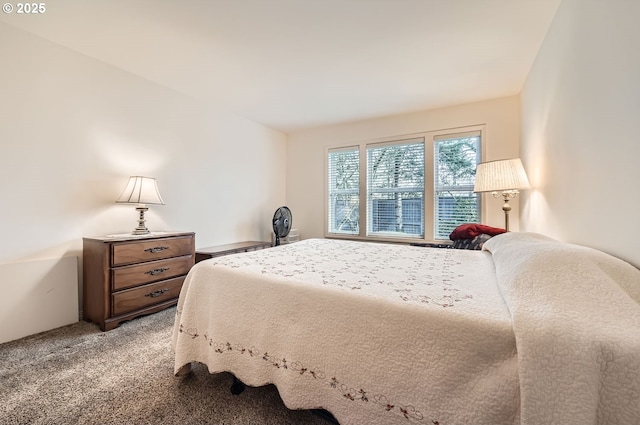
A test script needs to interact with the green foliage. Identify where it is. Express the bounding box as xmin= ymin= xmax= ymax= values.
xmin=436 ymin=137 xmax=477 ymax=186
